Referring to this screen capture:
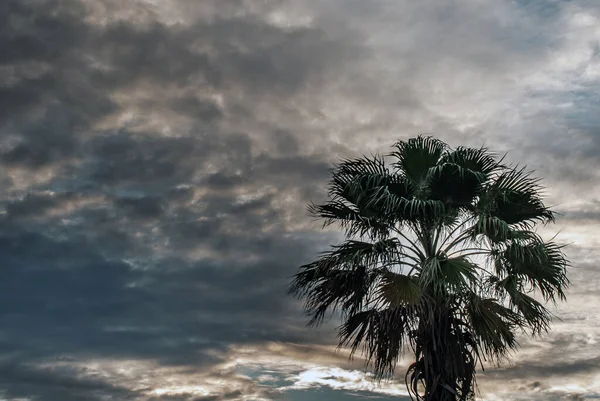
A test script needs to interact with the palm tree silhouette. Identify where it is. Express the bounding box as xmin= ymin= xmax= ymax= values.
xmin=290 ymin=135 xmax=569 ymax=401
